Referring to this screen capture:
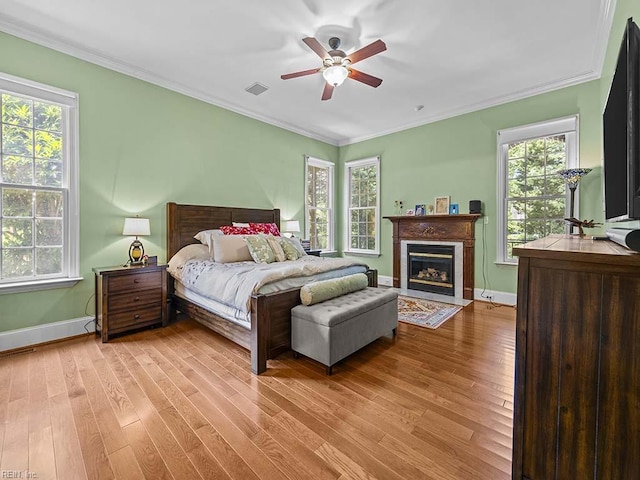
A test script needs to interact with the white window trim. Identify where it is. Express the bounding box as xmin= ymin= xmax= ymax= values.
xmin=344 ymin=155 xmax=381 ymax=256
xmin=304 ymin=155 xmax=334 ymax=252
xmin=496 ymin=115 xmax=579 ymax=265
xmin=0 ymin=72 xmax=81 ymax=294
